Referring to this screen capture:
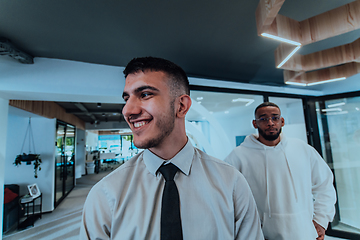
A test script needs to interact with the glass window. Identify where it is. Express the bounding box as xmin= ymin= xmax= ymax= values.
xmin=316 ymin=97 xmax=360 ymax=235
xmin=186 ymin=90 xmax=263 ymax=160
xmin=269 ymin=97 xmax=307 ymax=143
